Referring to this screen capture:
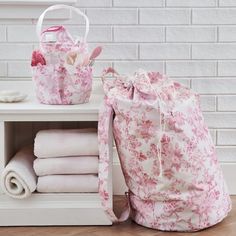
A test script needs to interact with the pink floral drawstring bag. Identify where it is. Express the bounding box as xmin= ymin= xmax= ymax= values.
xmin=98 ymin=67 xmax=231 ymax=231
xmin=31 ymin=5 xmax=102 ymax=105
